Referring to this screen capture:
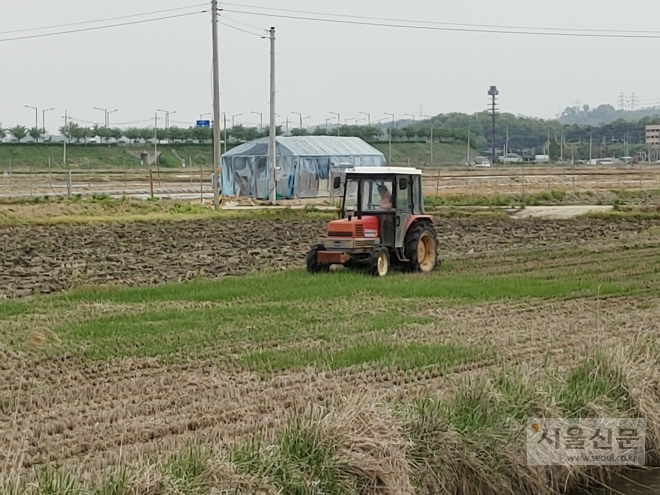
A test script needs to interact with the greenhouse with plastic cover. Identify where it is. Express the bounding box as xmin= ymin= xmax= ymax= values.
xmin=221 ymin=136 xmax=385 ymax=199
